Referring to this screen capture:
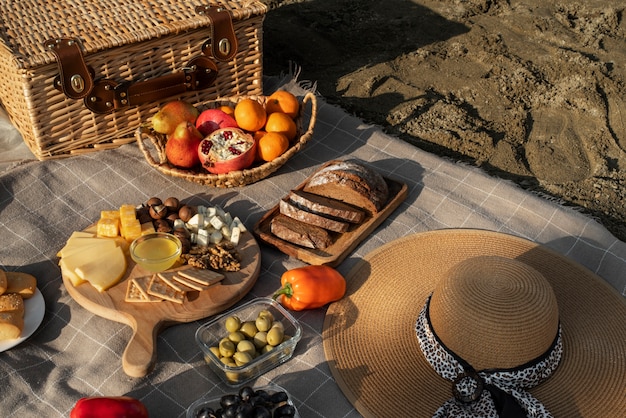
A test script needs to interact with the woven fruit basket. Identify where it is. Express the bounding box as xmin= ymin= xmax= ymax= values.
xmin=136 ymin=92 xmax=317 ymax=188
